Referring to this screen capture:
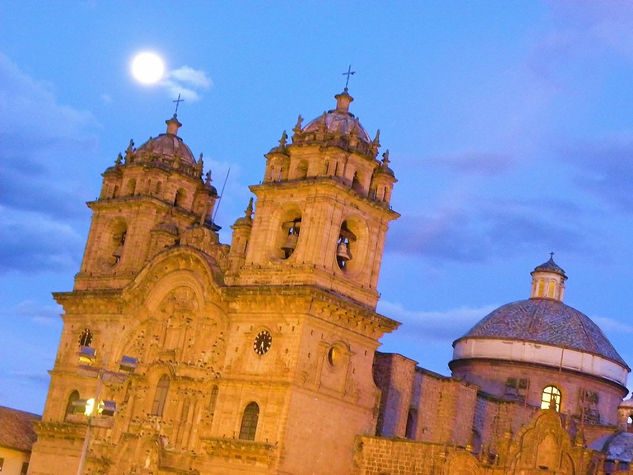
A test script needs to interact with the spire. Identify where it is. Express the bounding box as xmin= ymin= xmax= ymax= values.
xmin=244 ymin=197 xmax=254 ymax=219
xmin=166 ymin=114 xmax=182 ymax=135
xmin=530 ymin=253 xmax=567 ymax=301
